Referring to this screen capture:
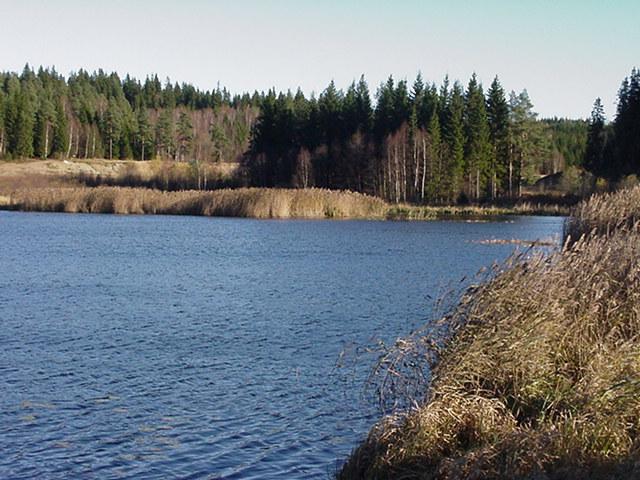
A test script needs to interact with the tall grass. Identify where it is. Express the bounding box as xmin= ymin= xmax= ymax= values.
xmin=564 ymin=184 xmax=640 ymax=241
xmin=3 ymin=186 xmax=388 ymax=219
xmin=339 ymin=188 xmax=640 ymax=479
xmin=387 ymin=201 xmax=570 ymax=220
